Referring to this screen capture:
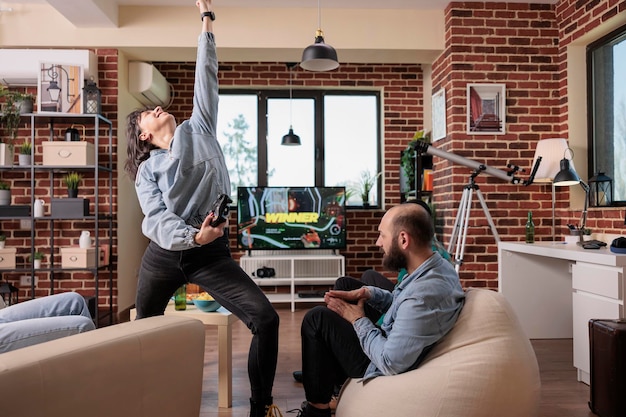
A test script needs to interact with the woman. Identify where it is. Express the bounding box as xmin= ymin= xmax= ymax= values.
xmin=124 ymin=2 xmax=280 ymax=416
